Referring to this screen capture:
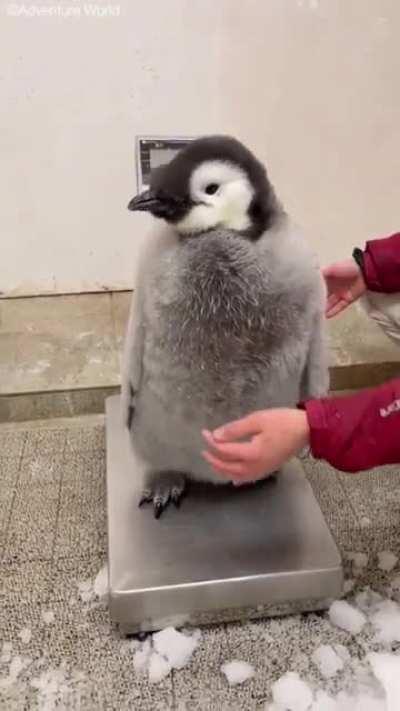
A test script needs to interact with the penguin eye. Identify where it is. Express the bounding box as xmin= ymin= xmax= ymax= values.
xmin=204 ymin=183 xmax=219 ymax=195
